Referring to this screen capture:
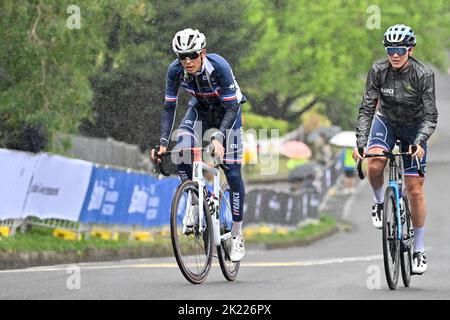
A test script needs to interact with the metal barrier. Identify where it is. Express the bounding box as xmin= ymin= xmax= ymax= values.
xmin=0 ymin=147 xmax=345 ymax=239
xmin=57 ymin=134 xmax=147 ymax=171
xmin=244 ymin=156 xmax=342 ymax=226
xmin=0 ymin=219 xmax=23 ymax=237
